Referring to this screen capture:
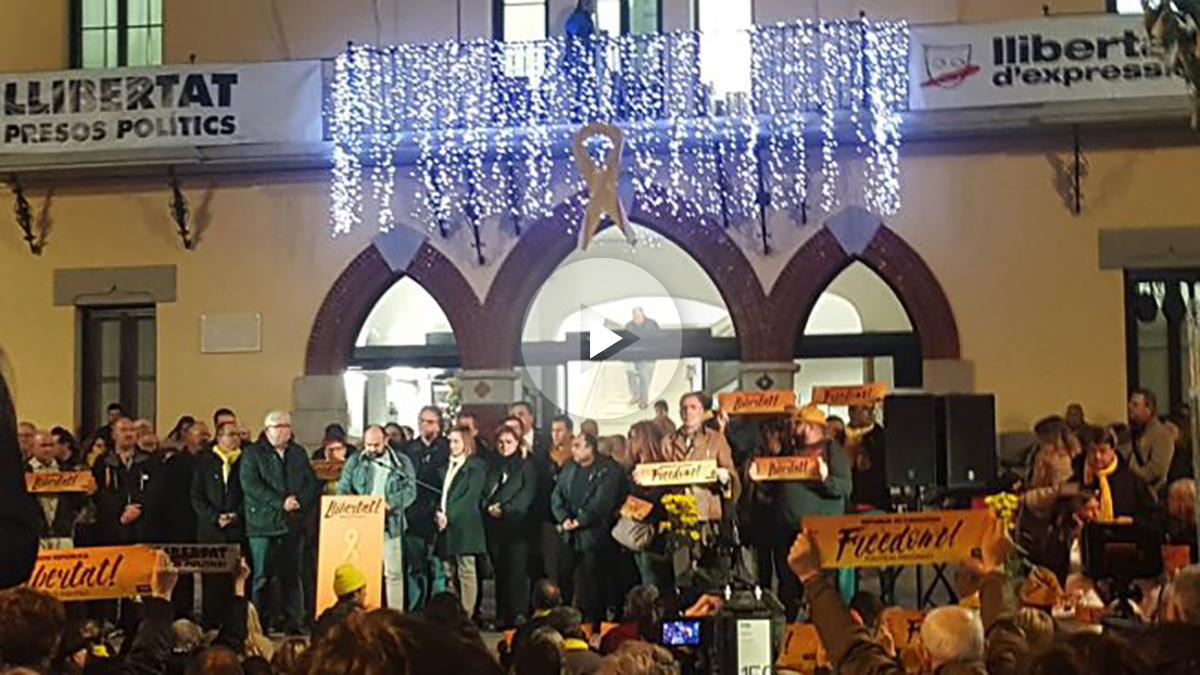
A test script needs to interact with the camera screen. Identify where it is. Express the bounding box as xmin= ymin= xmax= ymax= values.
xmin=662 ymin=619 xmax=702 ymax=646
